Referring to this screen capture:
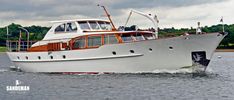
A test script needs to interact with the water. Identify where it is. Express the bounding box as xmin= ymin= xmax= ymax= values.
xmin=0 ymin=52 xmax=234 ymax=100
